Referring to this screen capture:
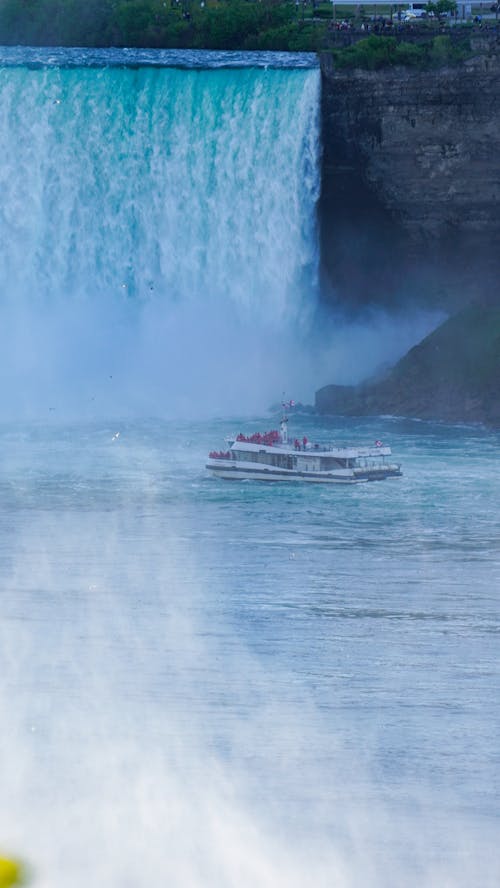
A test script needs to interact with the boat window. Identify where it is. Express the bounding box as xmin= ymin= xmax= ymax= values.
xmin=320 ymin=457 xmax=346 ymax=470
